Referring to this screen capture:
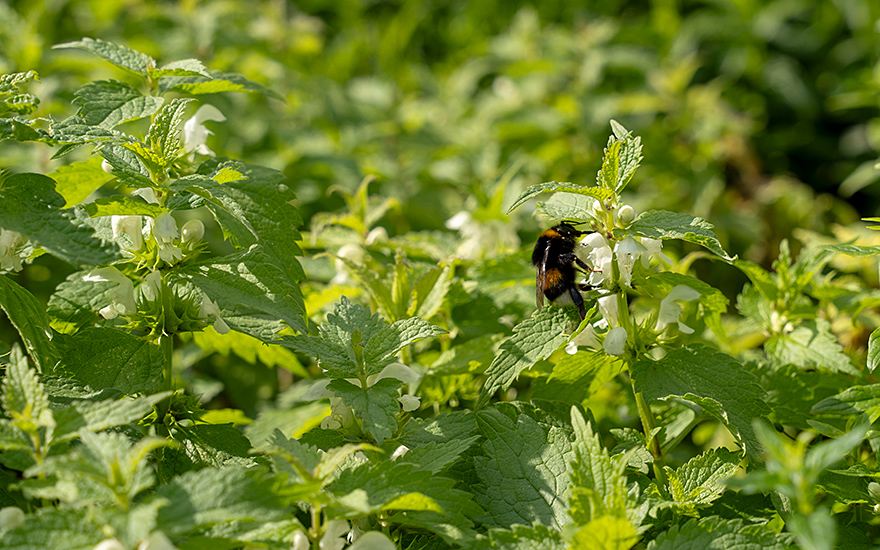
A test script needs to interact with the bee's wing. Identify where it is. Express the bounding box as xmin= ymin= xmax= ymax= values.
xmin=536 ymin=244 xmax=550 ymax=310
